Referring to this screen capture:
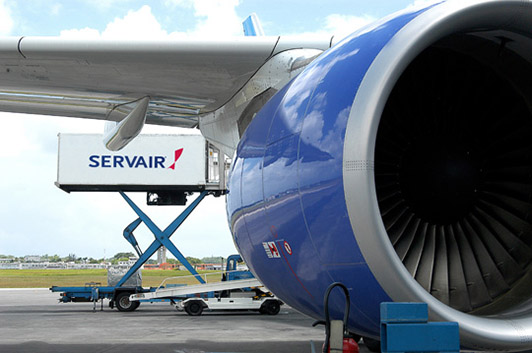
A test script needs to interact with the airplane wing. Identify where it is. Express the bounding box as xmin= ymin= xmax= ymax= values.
xmin=0 ymin=37 xmax=332 ymax=137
